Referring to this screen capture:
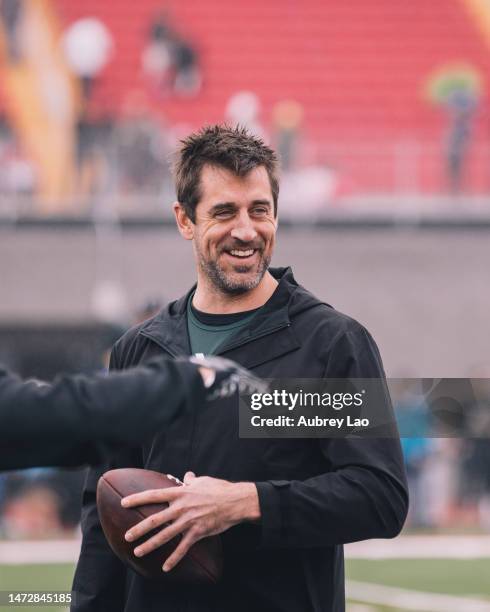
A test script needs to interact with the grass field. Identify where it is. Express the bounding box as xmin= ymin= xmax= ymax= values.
xmin=1 ymin=558 xmax=490 ymax=611
xmin=346 ymin=558 xmax=490 ymax=598
xmin=0 ymin=565 xmax=73 ymax=612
